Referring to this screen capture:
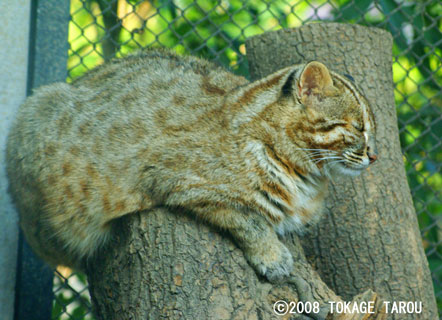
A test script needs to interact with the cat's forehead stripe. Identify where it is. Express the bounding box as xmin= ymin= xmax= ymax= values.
xmin=332 ymin=72 xmax=371 ymax=130
xmin=331 ymin=72 xmax=363 ymax=104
